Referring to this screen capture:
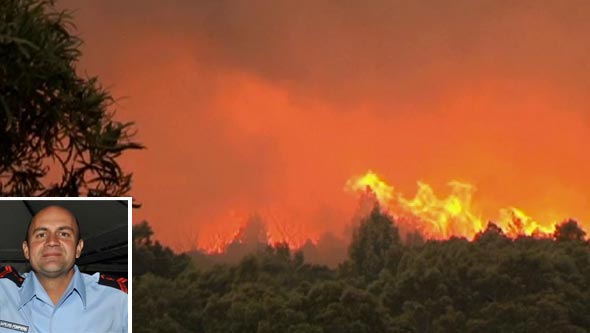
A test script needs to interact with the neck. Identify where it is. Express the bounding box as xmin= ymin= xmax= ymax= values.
xmin=36 ymin=269 xmax=75 ymax=305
